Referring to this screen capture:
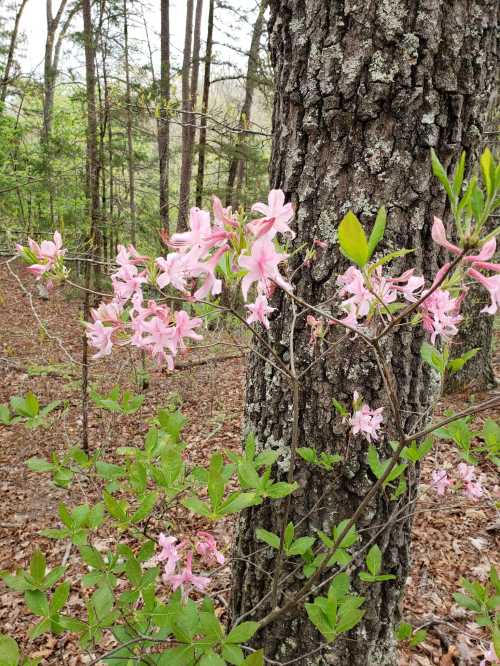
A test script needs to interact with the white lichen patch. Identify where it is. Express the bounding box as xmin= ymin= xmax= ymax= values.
xmin=369 ymin=51 xmax=398 ymax=84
